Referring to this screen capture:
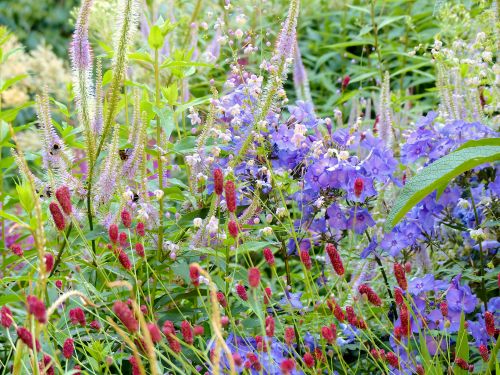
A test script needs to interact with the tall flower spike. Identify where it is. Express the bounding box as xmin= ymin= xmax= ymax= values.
xmin=71 ymin=0 xmax=96 ymax=162
xmin=92 ymin=58 xmax=103 ymax=135
xmin=293 ymin=38 xmax=311 ymax=102
xmin=122 ymin=111 xmax=148 ymax=180
xmin=378 ymin=71 xmax=393 ymax=147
